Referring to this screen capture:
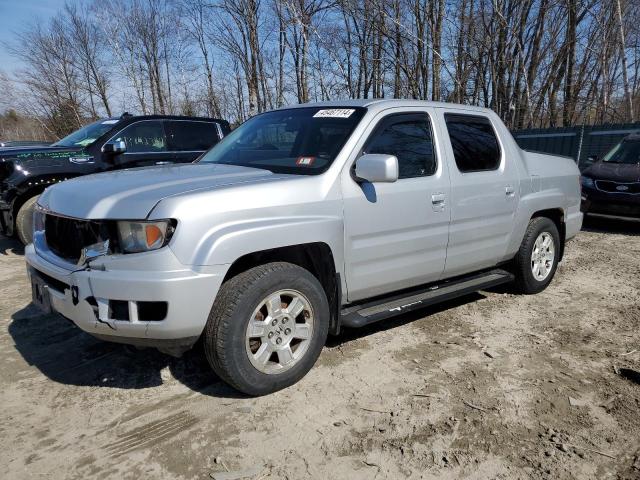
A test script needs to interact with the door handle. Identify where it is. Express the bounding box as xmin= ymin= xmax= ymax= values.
xmin=431 ymin=193 xmax=446 ymax=204
xmin=155 ymin=161 xmax=171 ymax=165
xmin=505 ymin=186 xmax=515 ymax=196
xmin=431 ymin=193 xmax=446 ymax=211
